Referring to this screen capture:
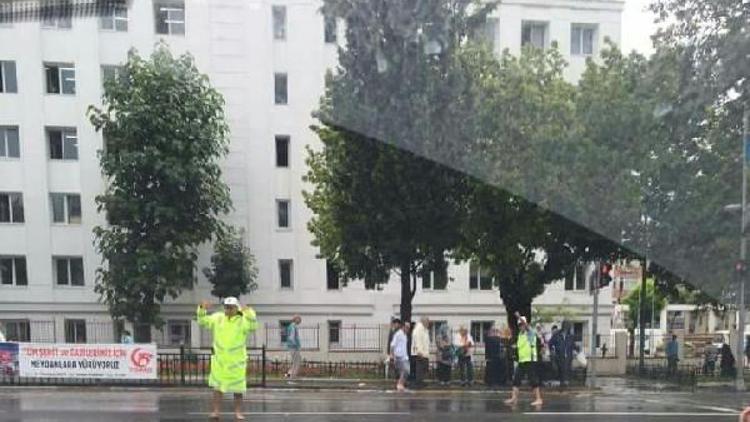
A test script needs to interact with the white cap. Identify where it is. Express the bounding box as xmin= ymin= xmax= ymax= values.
xmin=223 ymin=297 xmax=240 ymax=307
